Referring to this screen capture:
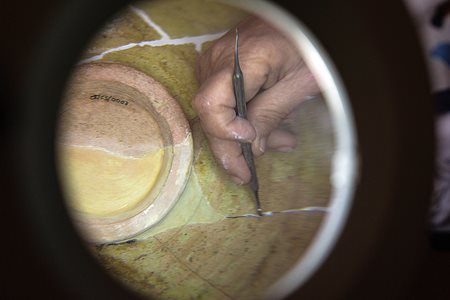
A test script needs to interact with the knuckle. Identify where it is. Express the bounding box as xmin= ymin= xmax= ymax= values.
xmin=192 ymin=93 xmax=209 ymax=115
